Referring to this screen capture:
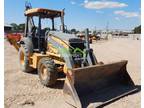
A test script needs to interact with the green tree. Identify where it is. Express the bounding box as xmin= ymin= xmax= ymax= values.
xmin=18 ymin=23 xmax=25 ymax=32
xmin=93 ymin=30 xmax=97 ymax=35
xmin=10 ymin=23 xmax=18 ymax=32
xmin=71 ymin=28 xmax=77 ymax=34
xmin=10 ymin=23 xmax=25 ymax=32
xmin=133 ymin=25 xmax=141 ymax=34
